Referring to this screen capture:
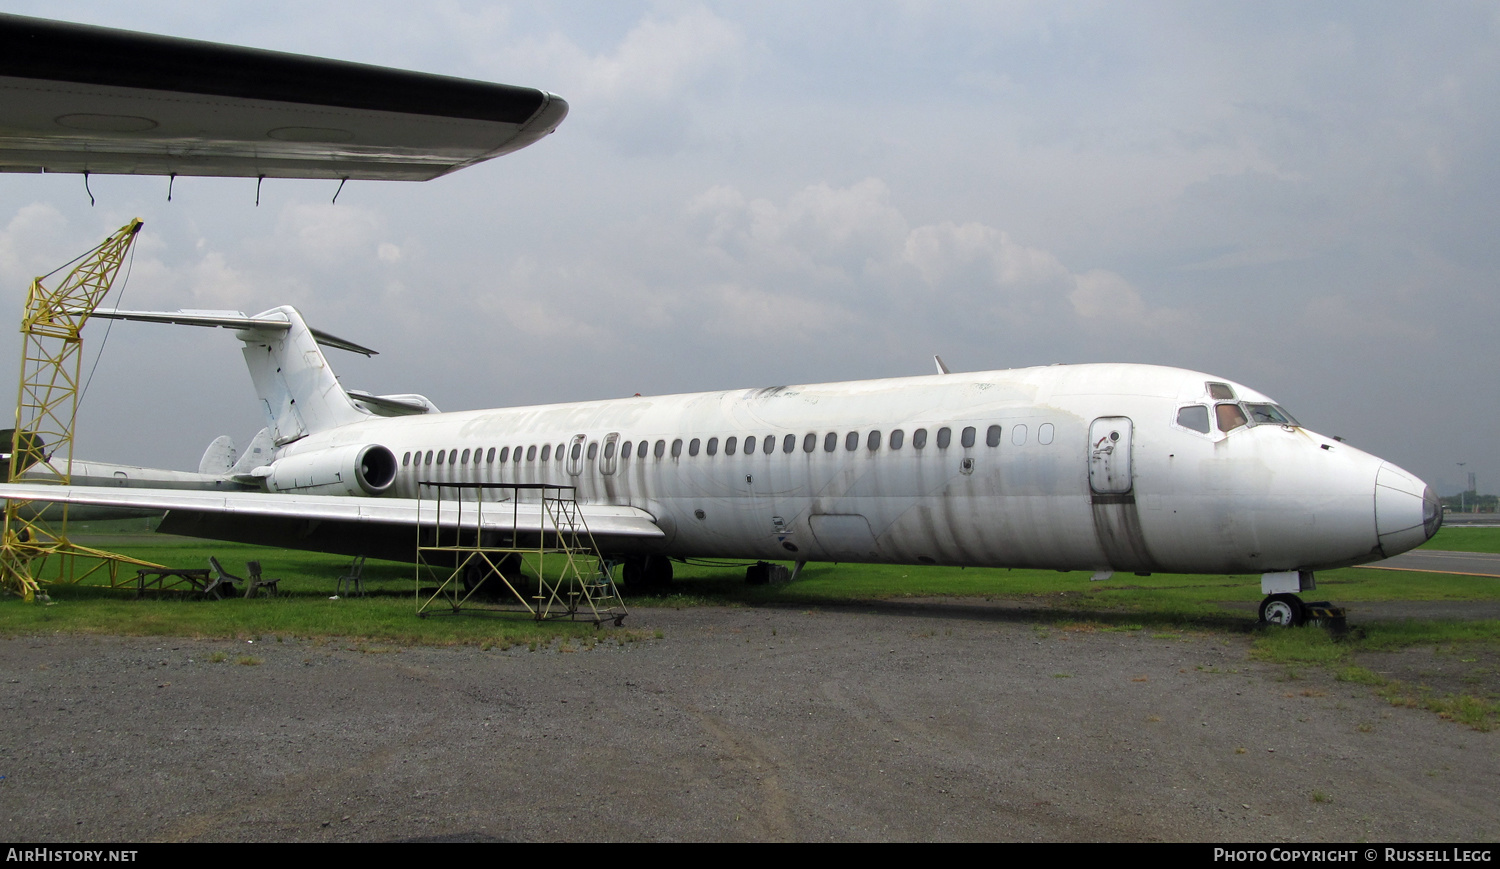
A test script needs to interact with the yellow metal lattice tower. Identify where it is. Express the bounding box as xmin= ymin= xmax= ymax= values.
xmin=0 ymin=218 xmax=159 ymax=600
